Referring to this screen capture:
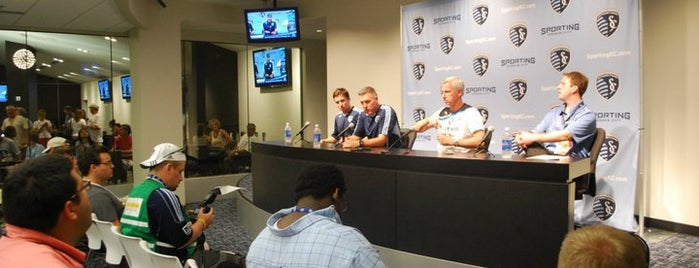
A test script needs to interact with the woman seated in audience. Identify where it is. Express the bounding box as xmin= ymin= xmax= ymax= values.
xmin=208 ymin=118 xmax=232 ymax=150
xmin=113 ymin=124 xmax=133 ymax=169
xmin=74 ymin=127 xmax=94 ymax=157
xmin=24 ymin=133 xmax=45 ymax=160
